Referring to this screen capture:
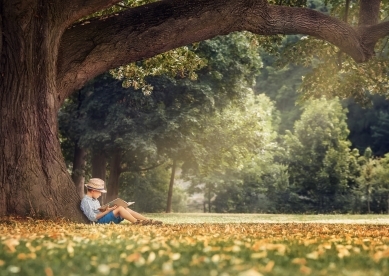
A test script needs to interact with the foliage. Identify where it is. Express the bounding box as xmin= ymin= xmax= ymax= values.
xmin=254 ymin=35 xmax=310 ymax=134
xmin=111 ymin=46 xmax=207 ymax=95
xmin=211 ymin=147 xmax=289 ymax=214
xmin=375 ymin=154 xmax=389 ymax=213
xmin=118 ymin=164 xmax=188 ymax=213
xmin=171 ymin=186 xmax=189 ymax=213
xmin=59 ymin=31 xmax=264 ymax=167
xmin=2 ymin=217 xmax=389 ymax=275
xmin=284 ymin=97 xmax=357 ymax=212
xmin=118 ymin=165 xmax=171 ymax=213
xmin=371 ymin=111 xmax=389 ymax=156
xmin=278 ymin=1 xmax=389 ymax=104
xmin=186 ymin=92 xmax=279 ymax=209
xmin=80 ymin=0 xmax=207 ymax=94
xmin=344 ymin=95 xmax=389 ymax=156
xmin=355 ymin=148 xmax=389 ymax=214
